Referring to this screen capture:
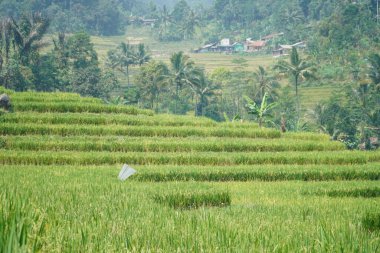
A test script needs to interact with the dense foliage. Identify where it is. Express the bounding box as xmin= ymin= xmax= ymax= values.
xmin=0 ymin=0 xmax=379 ymax=149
